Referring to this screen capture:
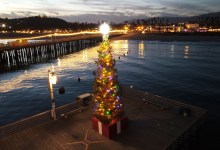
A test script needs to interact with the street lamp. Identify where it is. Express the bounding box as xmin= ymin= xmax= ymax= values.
xmin=2 ymin=24 xmax=6 ymax=28
xmin=48 ymin=69 xmax=57 ymax=120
